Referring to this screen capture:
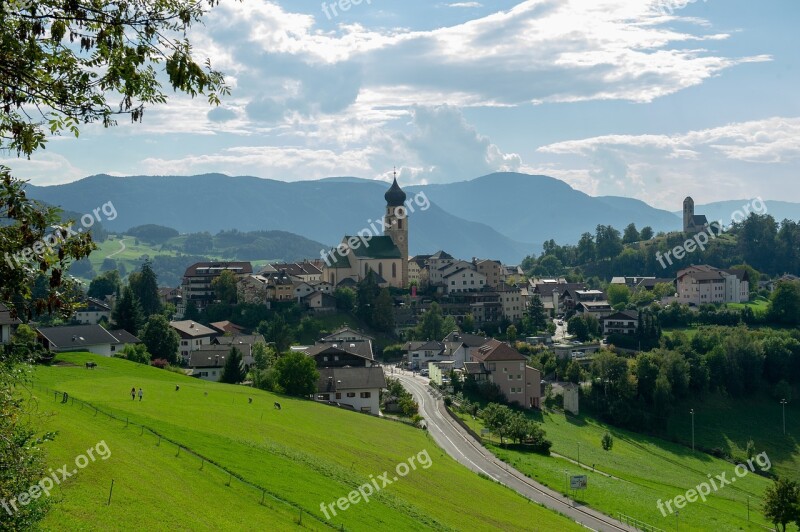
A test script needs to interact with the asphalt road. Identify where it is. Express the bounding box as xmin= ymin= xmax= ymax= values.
xmin=392 ymin=371 xmax=633 ymax=532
